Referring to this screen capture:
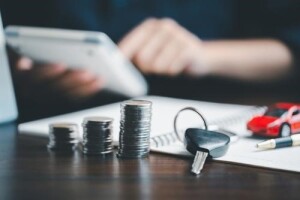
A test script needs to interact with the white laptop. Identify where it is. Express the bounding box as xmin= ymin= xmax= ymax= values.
xmin=0 ymin=11 xmax=18 ymax=124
